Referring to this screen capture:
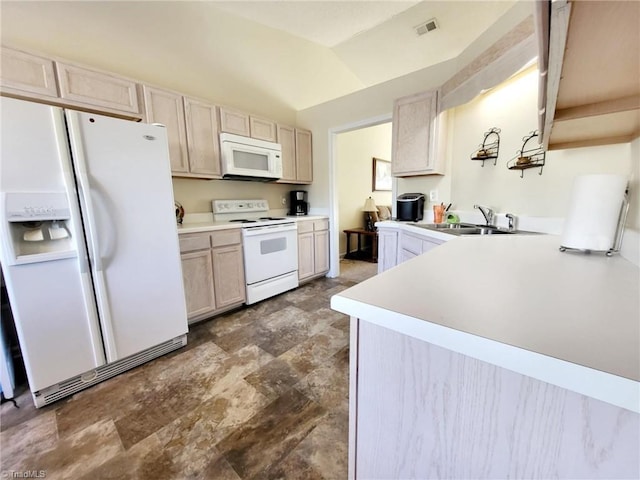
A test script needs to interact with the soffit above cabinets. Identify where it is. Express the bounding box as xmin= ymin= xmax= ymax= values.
xmin=541 ymin=0 xmax=640 ymax=150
